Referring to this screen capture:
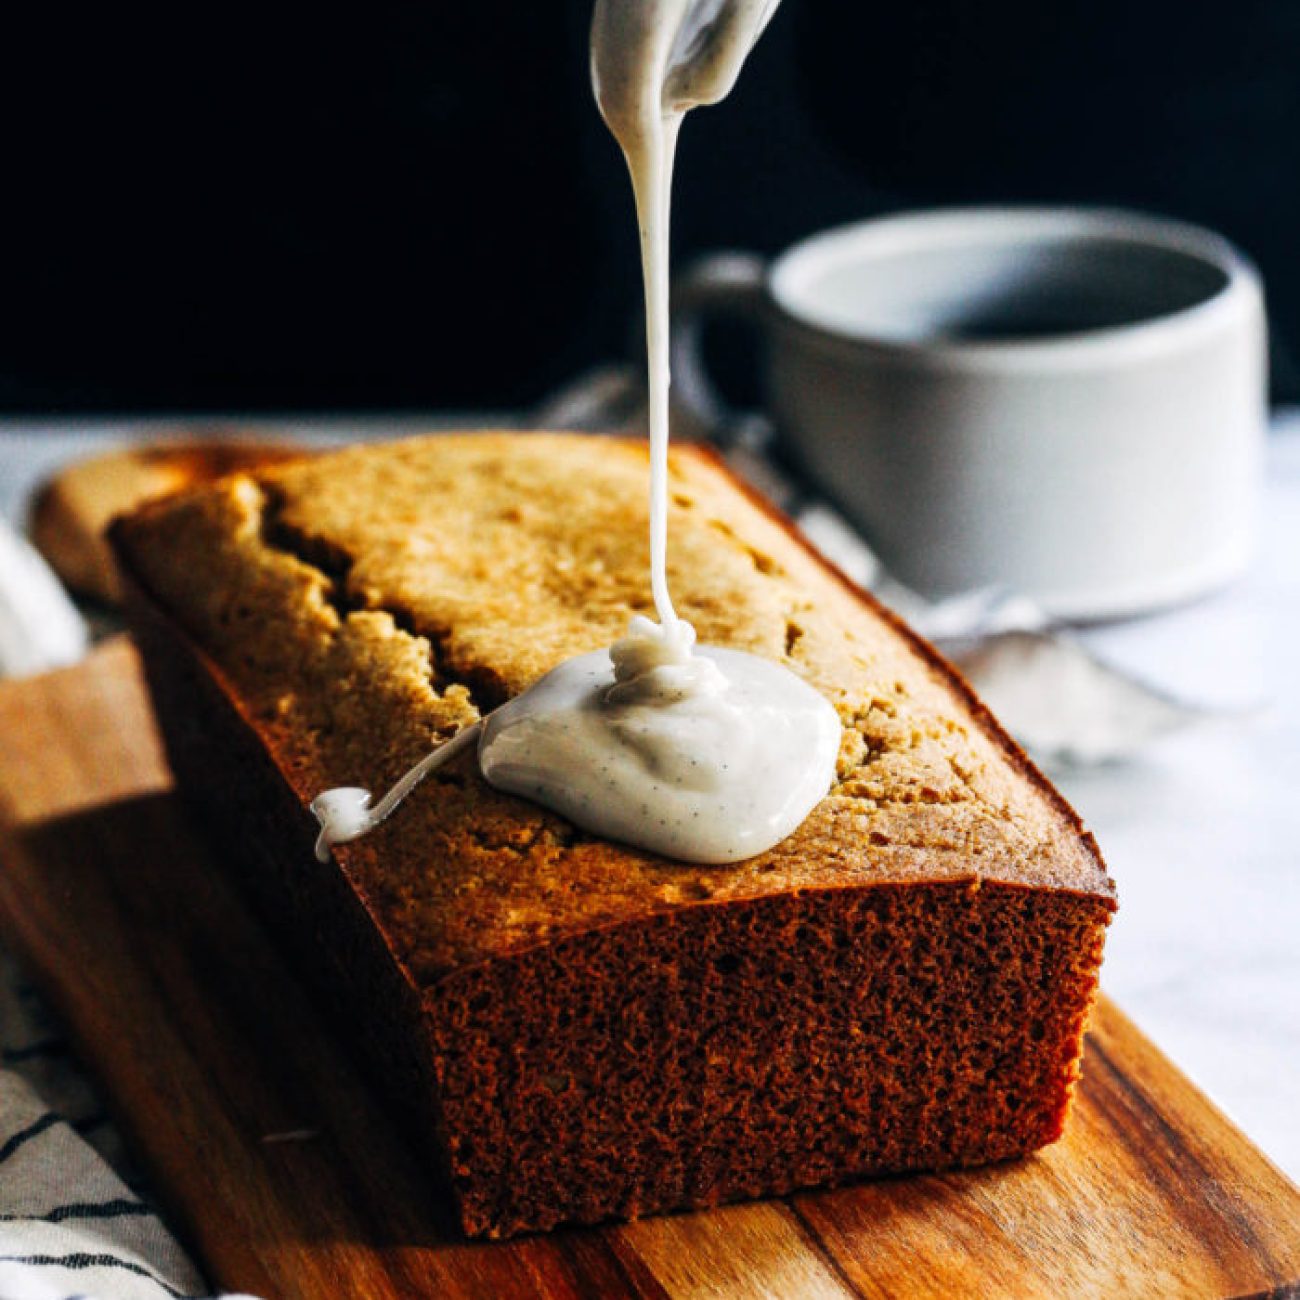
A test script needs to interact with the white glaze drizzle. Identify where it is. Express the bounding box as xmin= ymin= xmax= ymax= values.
xmin=591 ymin=0 xmax=782 ymax=652
xmin=310 ymin=720 xmax=482 ymax=862
xmin=312 ymin=0 xmax=841 ymax=866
